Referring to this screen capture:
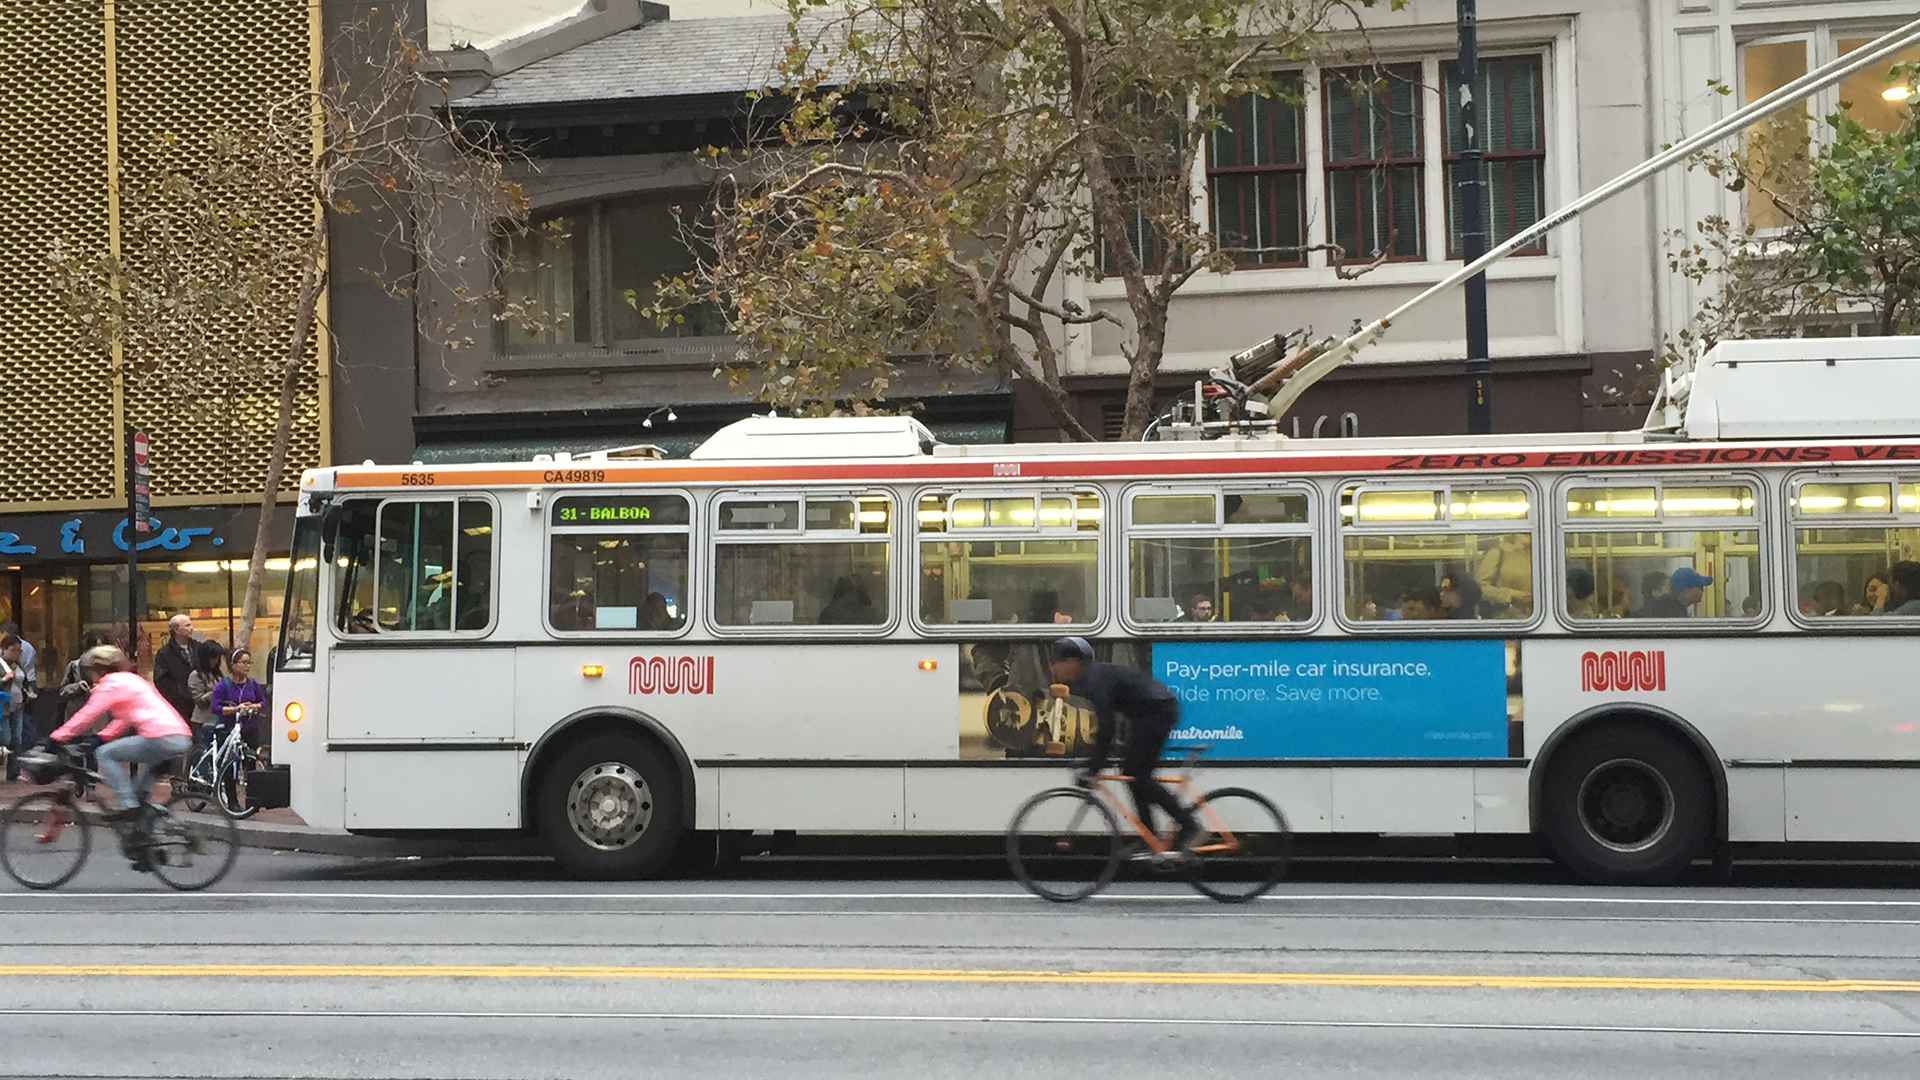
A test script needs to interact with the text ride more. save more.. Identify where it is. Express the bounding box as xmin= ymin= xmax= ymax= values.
xmin=1151 ymin=639 xmax=1510 ymax=759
